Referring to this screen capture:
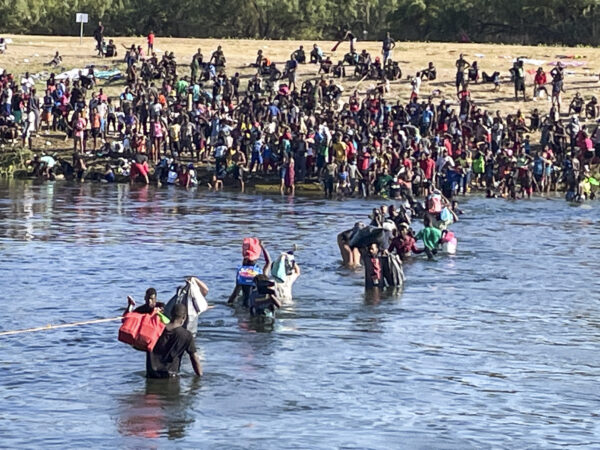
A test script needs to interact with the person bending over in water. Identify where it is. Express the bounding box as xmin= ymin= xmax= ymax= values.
xmin=337 ymin=223 xmax=363 ymax=268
